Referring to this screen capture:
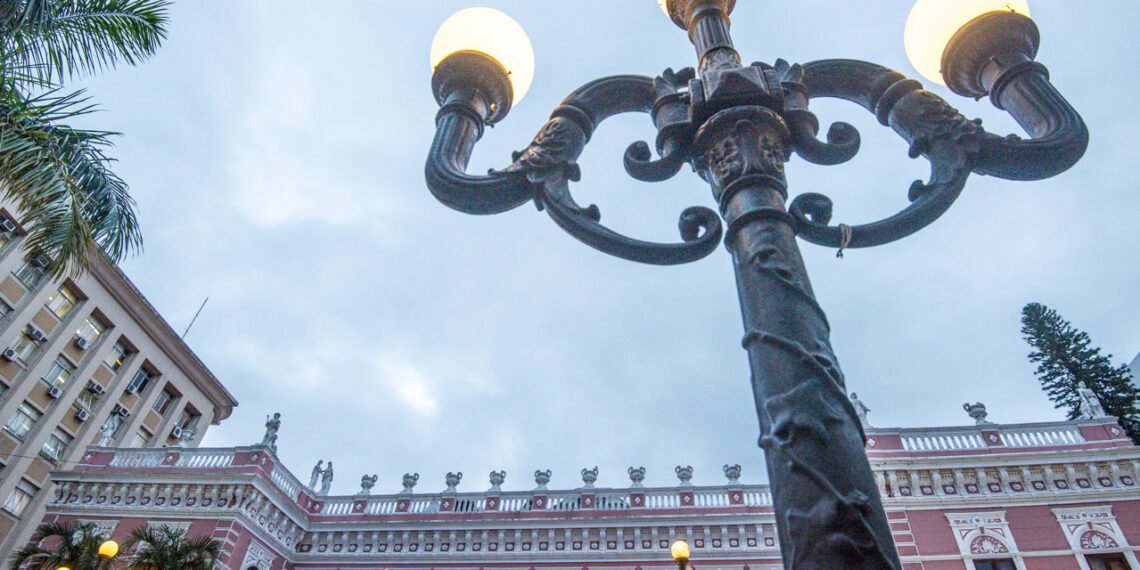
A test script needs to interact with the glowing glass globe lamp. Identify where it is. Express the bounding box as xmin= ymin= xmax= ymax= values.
xmin=905 ymin=0 xmax=1033 ymax=92
xmin=670 ymin=539 xmax=691 ymax=570
xmin=99 ymin=539 xmax=120 ymax=558
xmin=430 ymin=8 xmax=535 ymax=124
